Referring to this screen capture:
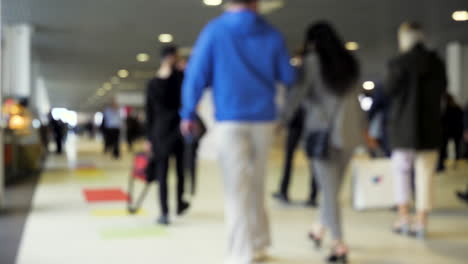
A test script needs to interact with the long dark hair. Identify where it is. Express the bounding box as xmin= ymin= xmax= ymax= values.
xmin=304 ymin=22 xmax=360 ymax=96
